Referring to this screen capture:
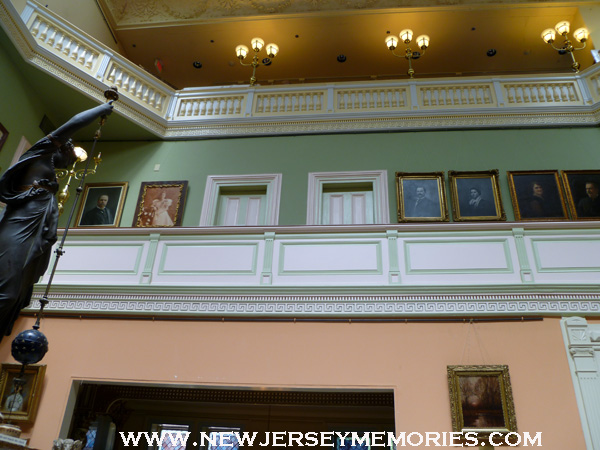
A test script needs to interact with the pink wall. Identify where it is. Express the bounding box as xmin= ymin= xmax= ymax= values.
xmin=0 ymin=316 xmax=585 ymax=449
